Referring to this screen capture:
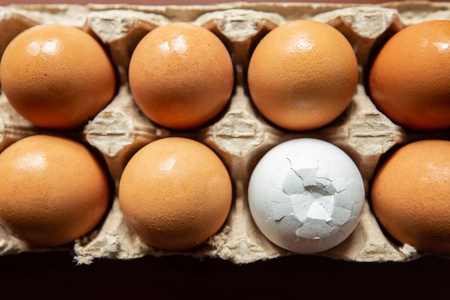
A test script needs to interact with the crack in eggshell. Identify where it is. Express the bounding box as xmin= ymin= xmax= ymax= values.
xmin=0 ymin=2 xmax=448 ymax=263
xmin=272 ymin=156 xmax=353 ymax=240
